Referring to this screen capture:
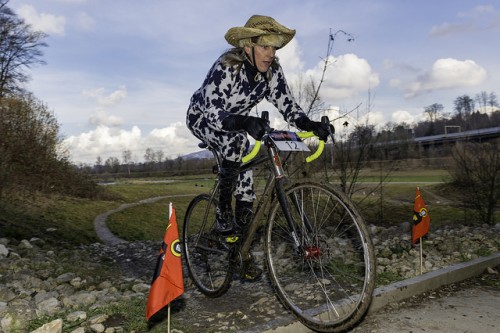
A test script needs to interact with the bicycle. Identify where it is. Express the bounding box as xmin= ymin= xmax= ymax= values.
xmin=182 ymin=112 xmax=376 ymax=332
